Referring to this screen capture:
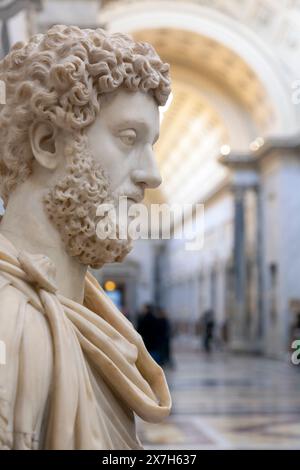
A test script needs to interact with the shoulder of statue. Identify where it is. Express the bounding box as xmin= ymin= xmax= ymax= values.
xmin=0 ymin=274 xmax=53 ymax=451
